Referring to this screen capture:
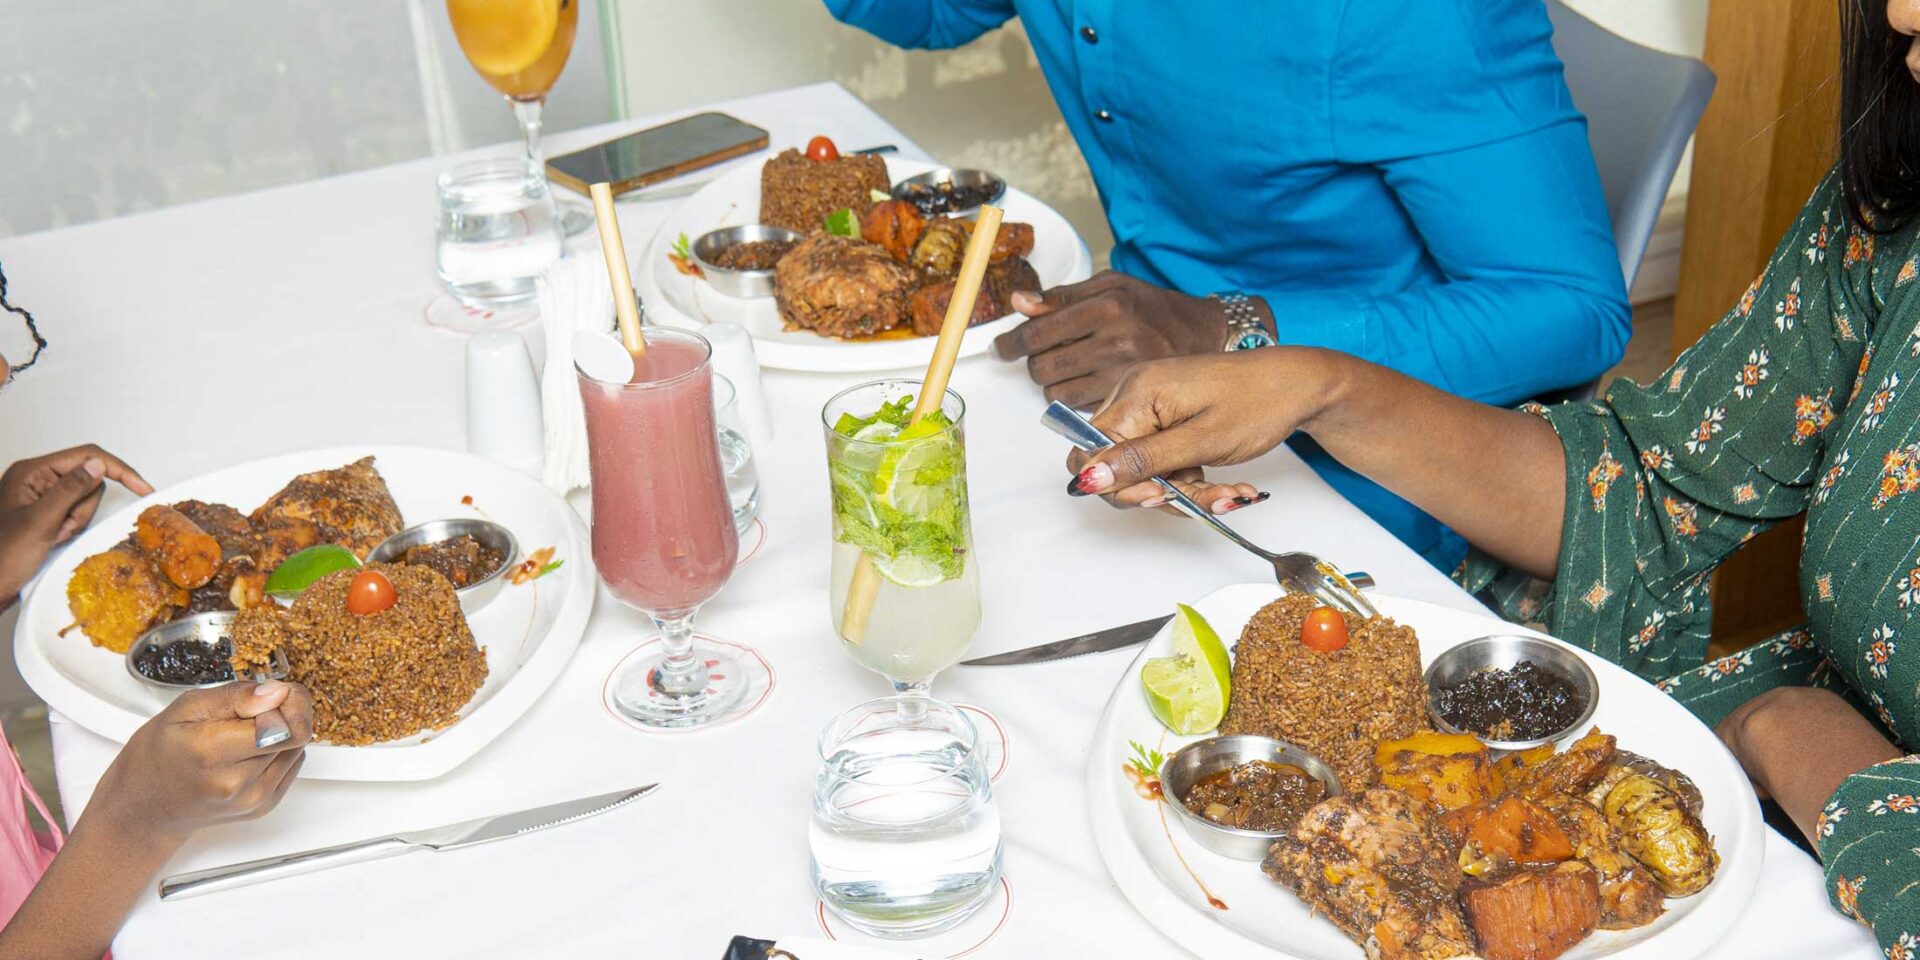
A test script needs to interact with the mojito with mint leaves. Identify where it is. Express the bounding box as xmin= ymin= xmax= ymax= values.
xmin=822 ymin=380 xmax=981 ymax=689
